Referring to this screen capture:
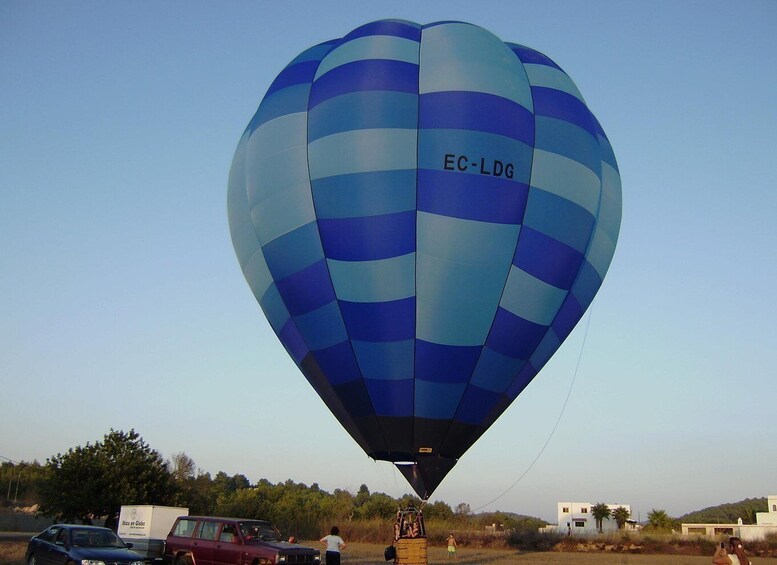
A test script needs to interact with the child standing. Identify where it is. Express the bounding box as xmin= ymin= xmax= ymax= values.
xmin=446 ymin=533 xmax=457 ymax=559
